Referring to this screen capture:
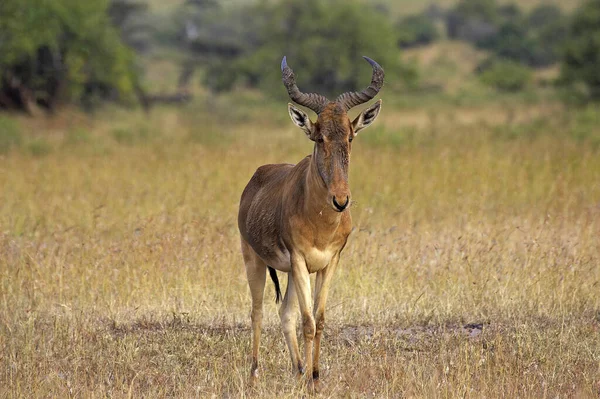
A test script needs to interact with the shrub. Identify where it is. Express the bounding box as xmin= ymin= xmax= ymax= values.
xmin=27 ymin=139 xmax=52 ymax=157
xmin=397 ymin=14 xmax=440 ymax=48
xmin=446 ymin=0 xmax=499 ymax=43
xmin=447 ymin=0 xmax=568 ymax=68
xmin=112 ymin=128 xmax=136 ymax=145
xmin=0 ymin=116 xmax=22 ymax=154
xmin=527 ymin=5 xmax=563 ymax=30
xmin=199 ymin=0 xmax=414 ymax=98
xmin=560 ymin=0 xmax=600 ymax=102
xmin=479 ymin=59 xmax=532 ymax=92
xmin=0 ymin=0 xmax=138 ymax=111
